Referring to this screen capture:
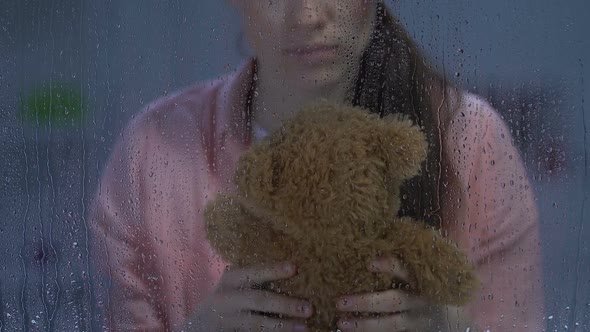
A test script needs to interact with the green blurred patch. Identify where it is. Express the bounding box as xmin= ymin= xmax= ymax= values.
xmin=20 ymin=83 xmax=86 ymax=127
